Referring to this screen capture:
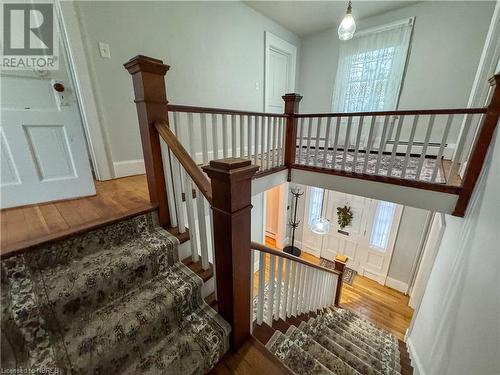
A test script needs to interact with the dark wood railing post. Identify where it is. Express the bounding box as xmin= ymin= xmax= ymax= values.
xmin=283 ymin=93 xmax=303 ymax=180
xmin=454 ymin=74 xmax=500 ymax=217
xmin=334 ymin=255 xmax=348 ymax=306
xmin=202 ymin=158 xmax=259 ymax=350
xmin=124 ymin=55 xmax=171 ymax=228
